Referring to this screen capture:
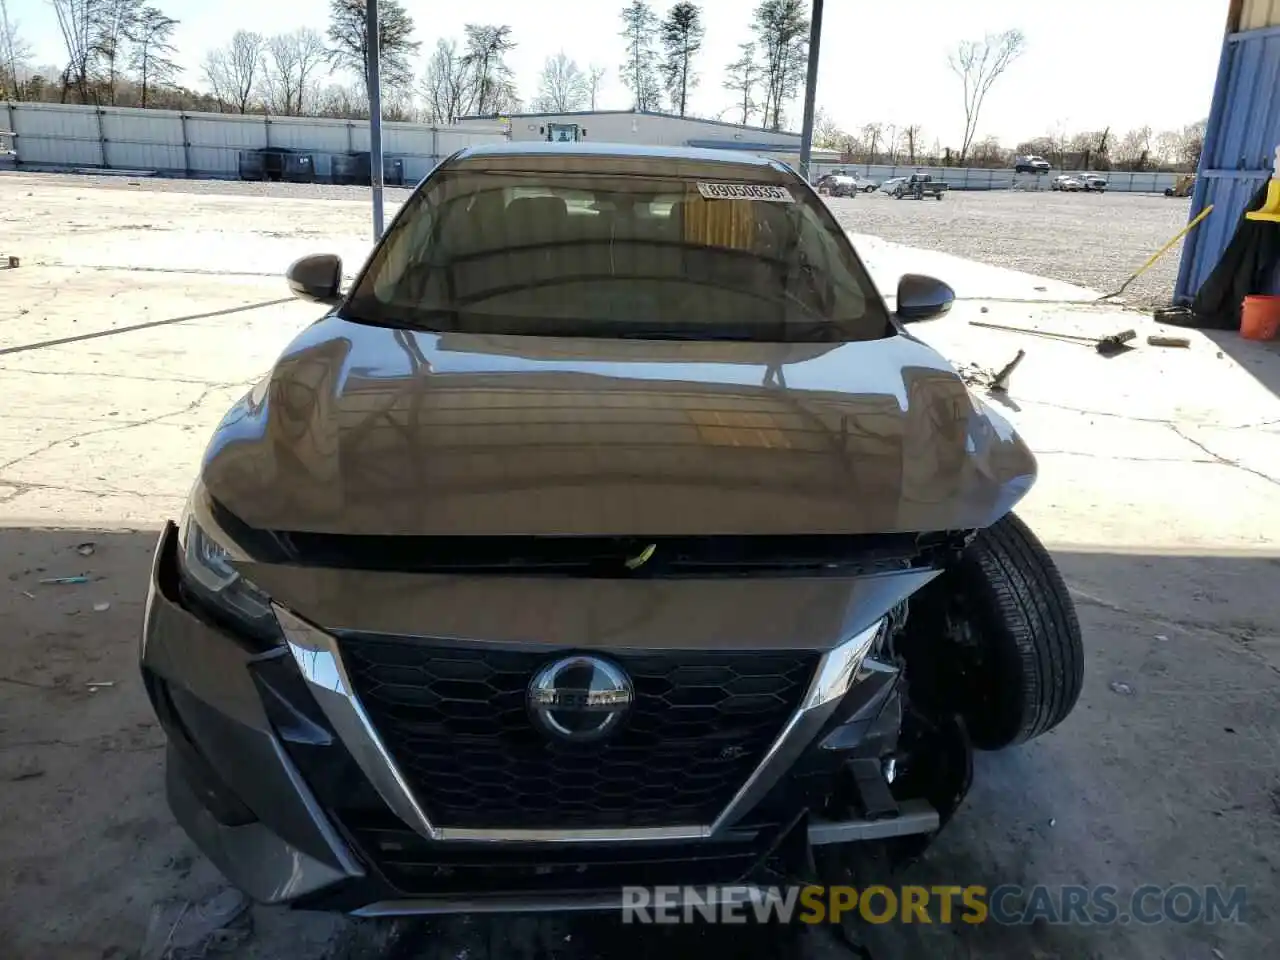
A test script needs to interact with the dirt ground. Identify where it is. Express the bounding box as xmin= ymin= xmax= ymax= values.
xmin=2 ymin=172 xmax=1279 ymax=960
